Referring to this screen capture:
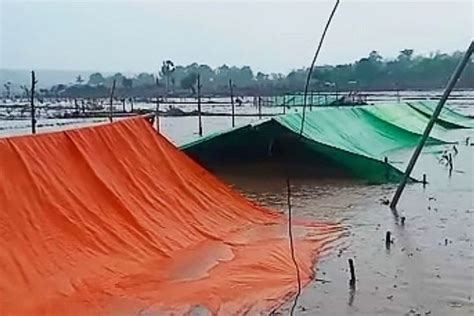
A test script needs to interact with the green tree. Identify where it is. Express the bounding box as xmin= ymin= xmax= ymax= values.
xmin=3 ymin=82 xmax=11 ymax=98
xmin=75 ymin=75 xmax=84 ymax=84
xmin=180 ymin=72 xmax=198 ymax=94
xmin=122 ymin=77 xmax=133 ymax=89
xmin=134 ymin=73 xmax=155 ymax=87
xmin=160 ymin=60 xmax=176 ymax=93
xmin=88 ymin=72 xmax=105 ymax=85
